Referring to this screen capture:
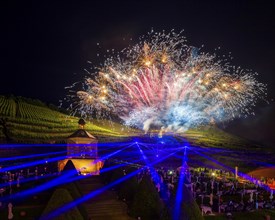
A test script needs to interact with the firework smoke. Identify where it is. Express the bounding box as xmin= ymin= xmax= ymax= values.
xmin=68 ymin=30 xmax=267 ymax=133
